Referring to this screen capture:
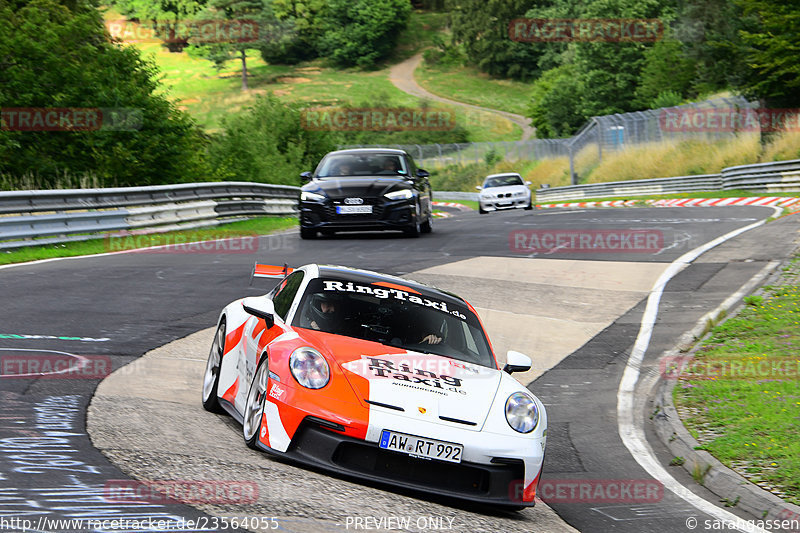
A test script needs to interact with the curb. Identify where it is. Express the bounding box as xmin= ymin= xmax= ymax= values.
xmin=650 ymin=259 xmax=800 ymax=524
xmin=536 ymin=196 xmax=800 ymax=211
